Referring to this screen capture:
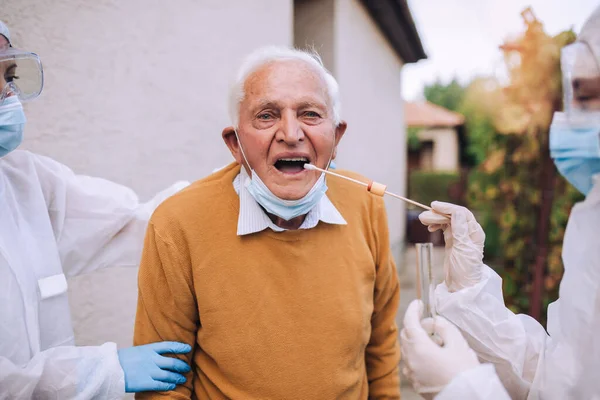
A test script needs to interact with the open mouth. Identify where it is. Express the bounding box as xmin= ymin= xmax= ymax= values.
xmin=274 ymin=157 xmax=309 ymax=174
